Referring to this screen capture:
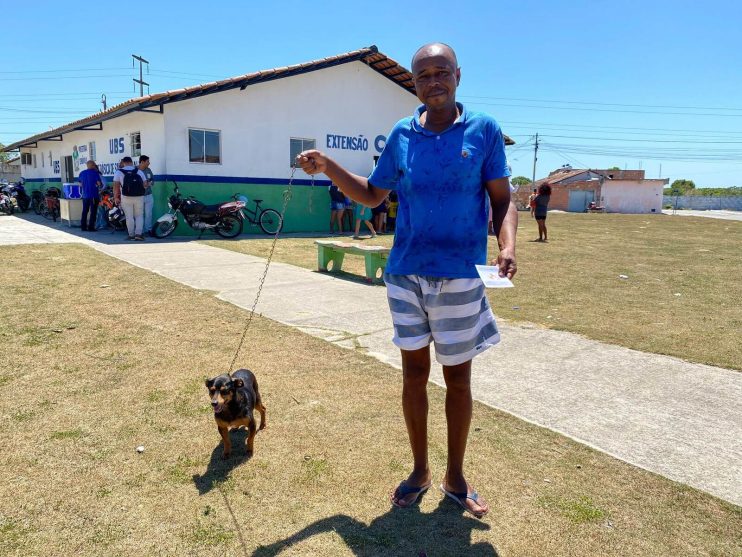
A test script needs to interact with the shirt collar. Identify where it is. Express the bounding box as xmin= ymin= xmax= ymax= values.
xmin=411 ymin=102 xmax=467 ymax=135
